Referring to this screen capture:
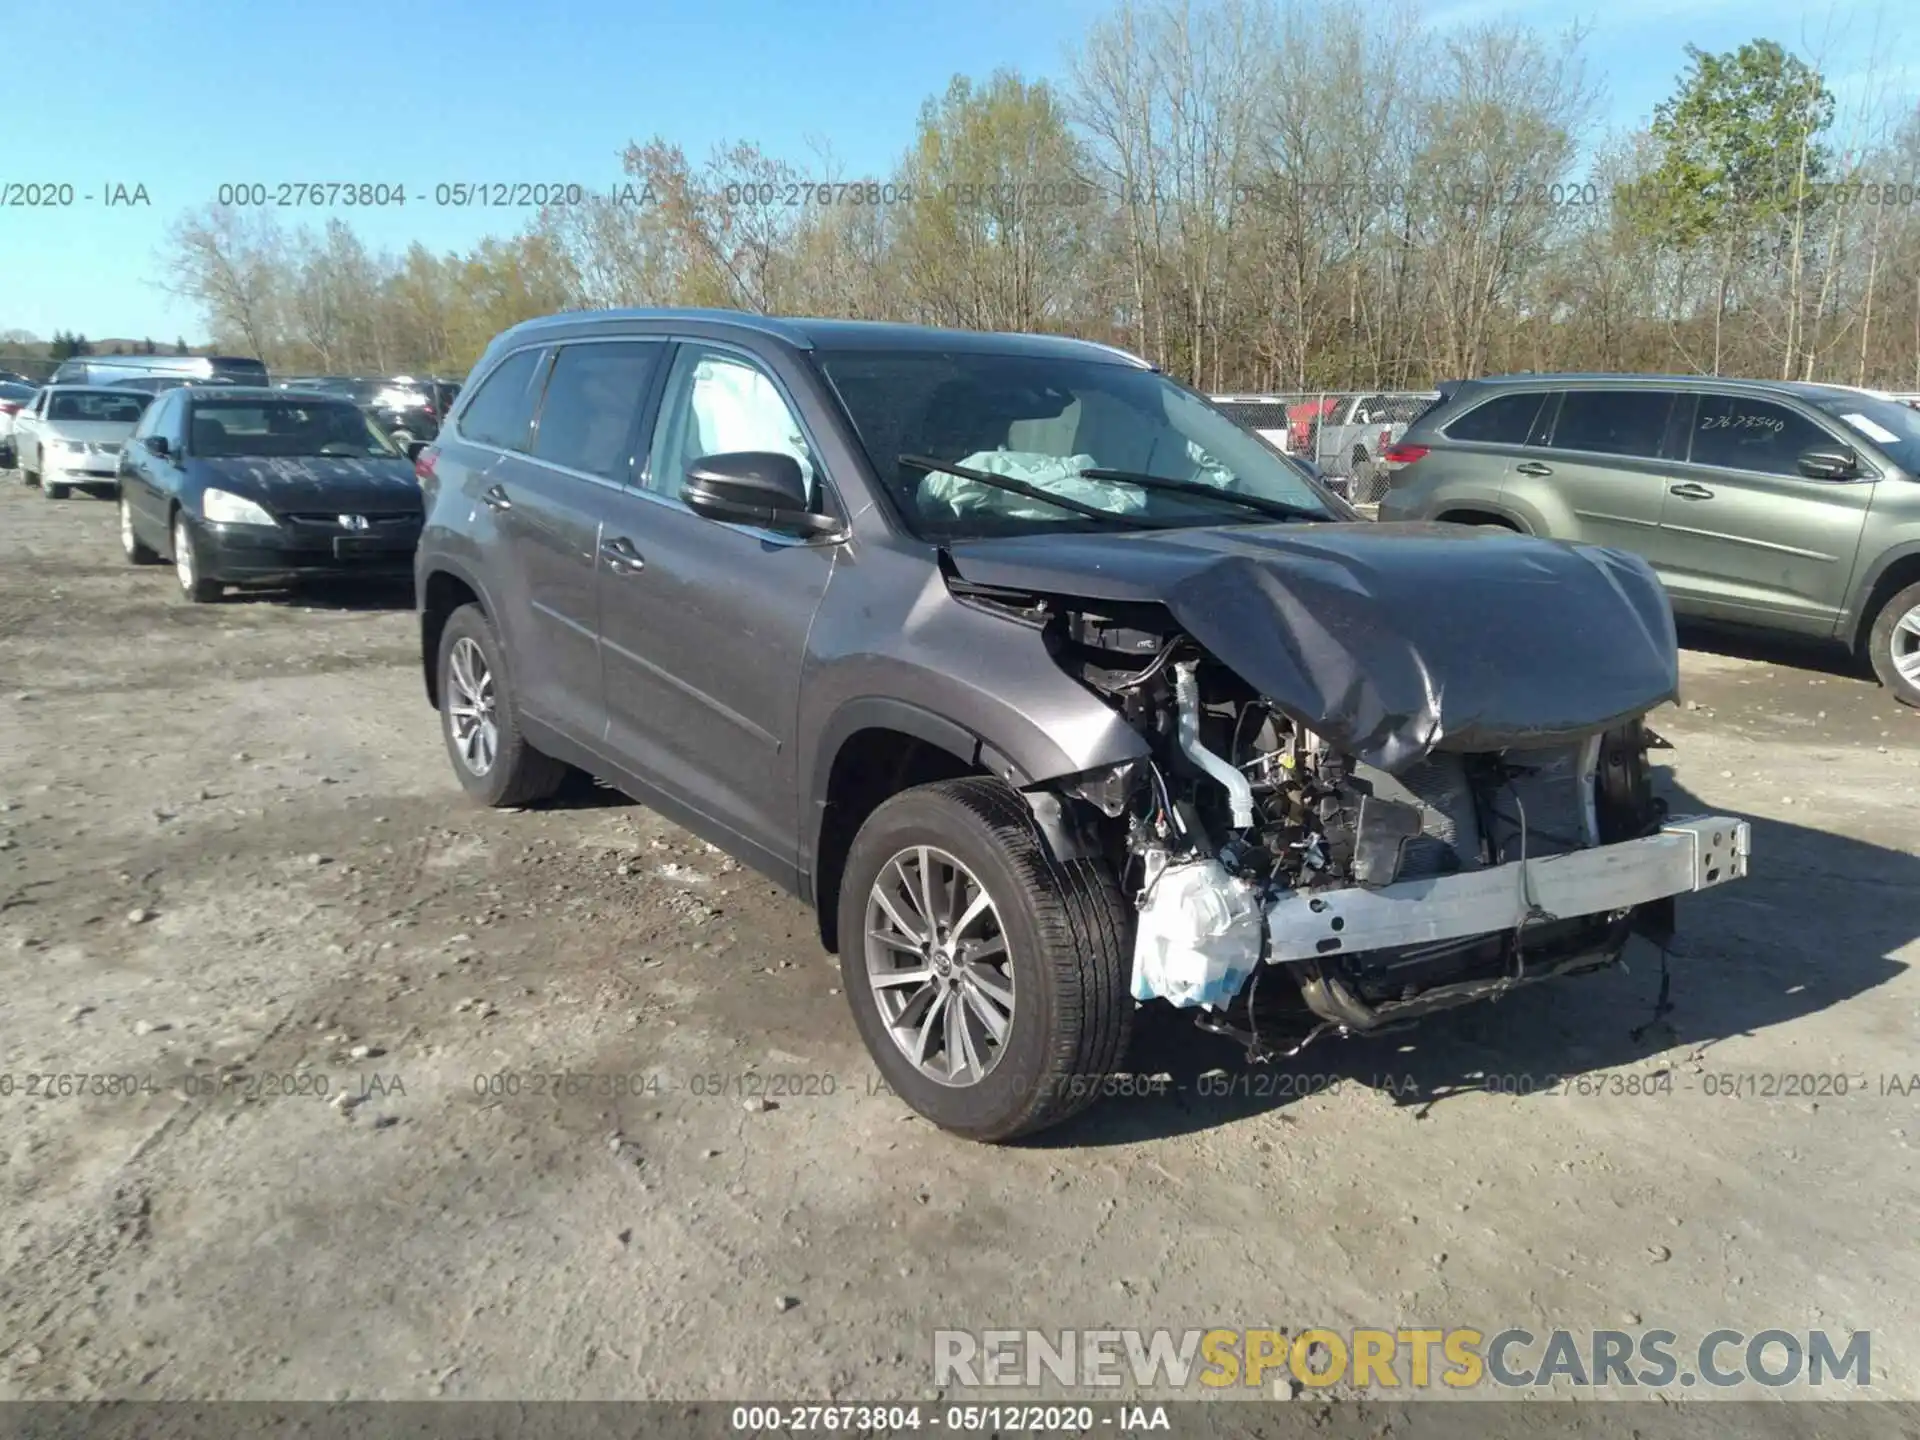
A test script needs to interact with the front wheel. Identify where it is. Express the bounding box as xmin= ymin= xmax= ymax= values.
xmin=436 ymin=603 xmax=568 ymax=807
xmin=42 ymin=478 xmax=67 ymax=500
xmin=1868 ymin=579 xmax=1920 ymax=707
xmin=172 ymin=512 xmax=221 ymax=602
xmin=837 ymin=778 xmax=1133 ymax=1143
xmin=121 ymin=497 xmax=161 ymax=564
